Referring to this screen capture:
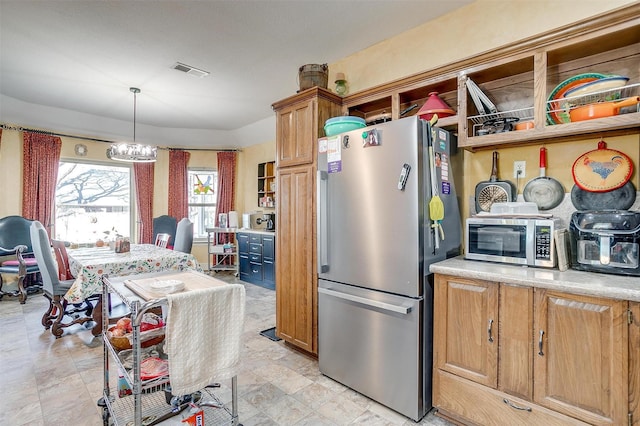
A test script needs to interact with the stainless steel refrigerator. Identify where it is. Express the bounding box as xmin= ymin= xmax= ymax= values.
xmin=317 ymin=116 xmax=461 ymax=421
